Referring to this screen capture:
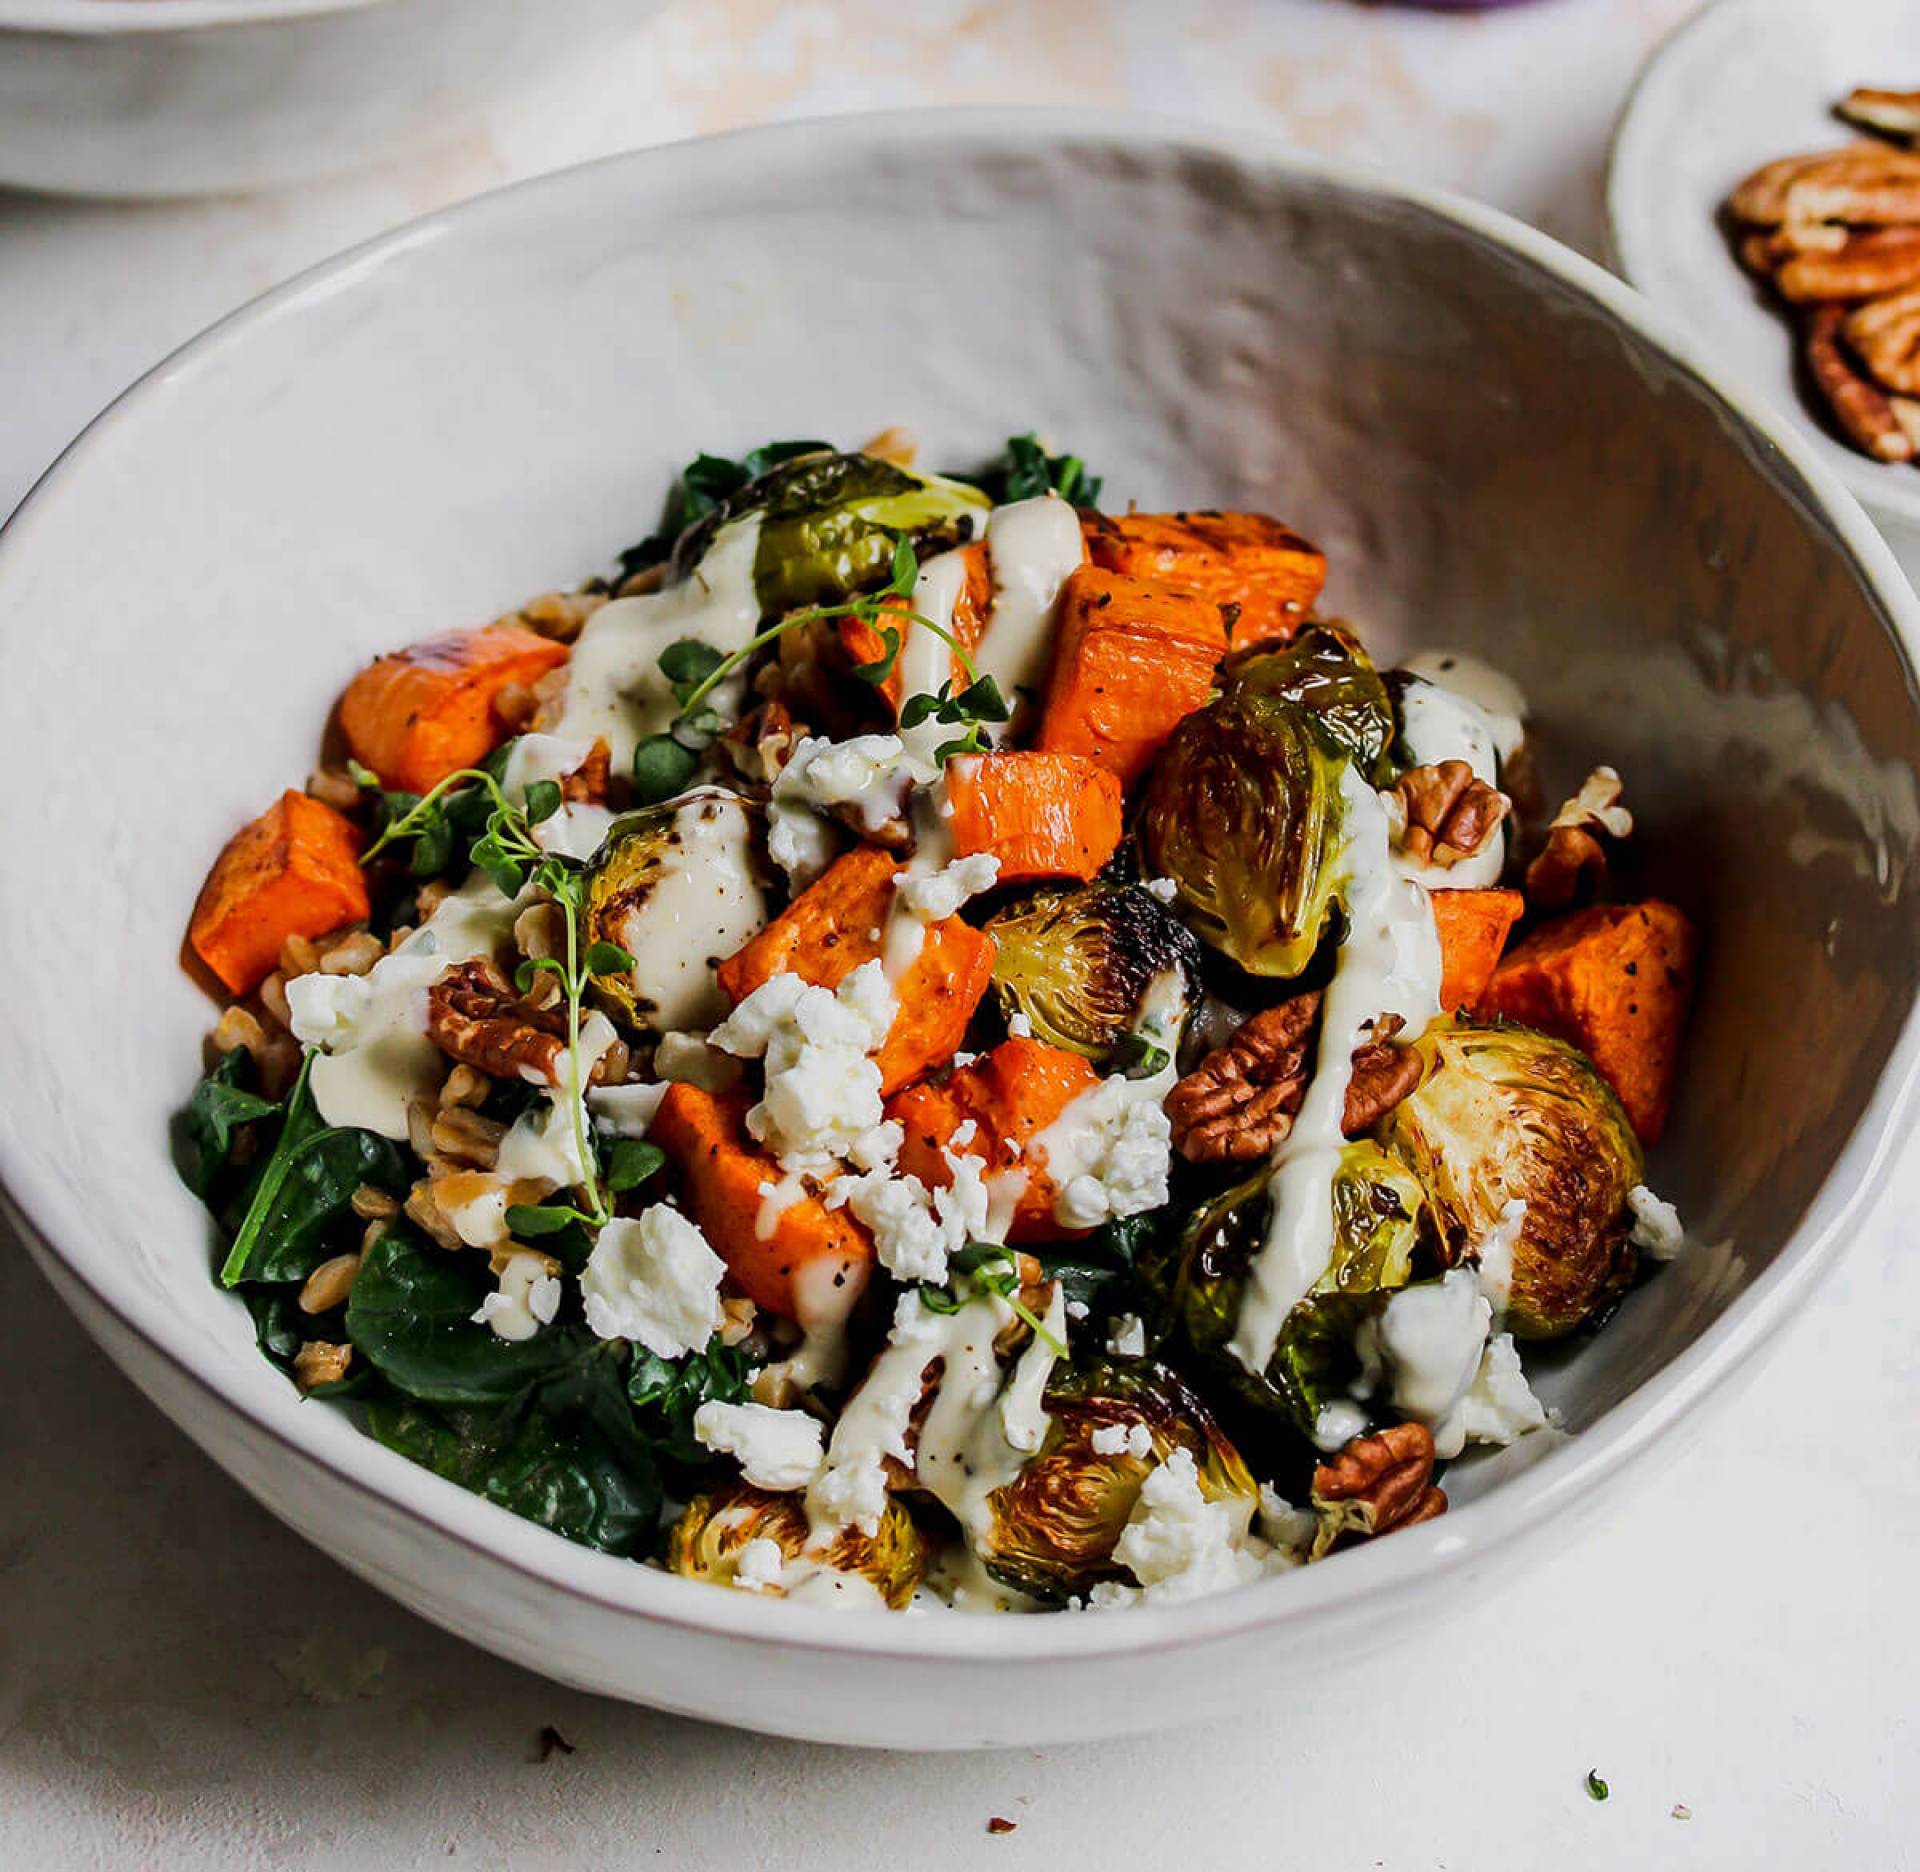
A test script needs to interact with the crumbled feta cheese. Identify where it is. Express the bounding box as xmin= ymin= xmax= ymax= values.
xmin=709 ymin=962 xmax=895 ymax=1174
xmin=825 ymin=1149 xmax=990 ymax=1285
xmin=693 ymin=1401 xmax=826 ymax=1491
xmin=1126 ymin=1421 xmax=1154 ymax=1460
xmin=1312 ymin=1398 xmax=1369 ymax=1452
xmin=1006 ymin=1011 xmax=1034 ymax=1039
xmin=1143 ymin=876 xmax=1180 ymax=904
xmin=1361 ymin=1269 xmax=1492 ymax=1461
xmin=470 ymin=1250 xmax=562 ymax=1342
xmin=579 ymin=1203 xmax=725 ymax=1356
xmin=1461 ymin=1331 xmax=1550 ymax=1446
xmin=1627 ymin=1184 xmax=1685 ymax=1260
xmin=1473 ymin=1197 xmax=1529 ymax=1311
xmin=1090 ymin=1423 xmax=1129 ymax=1456
xmin=1049 ymin=1086 xmax=1174 ymax=1230
xmin=655 ymin=1031 xmax=743 ymax=1093
xmin=1065 ymin=1298 xmax=1090 ymax=1322
xmin=733 ymin=1536 xmax=785 ymax=1593
xmin=896 ymin=852 xmax=1001 ymax=923
xmin=585 ymin=1080 xmax=668 ymax=1137
xmin=1257 ymin=1484 xmax=1316 ymax=1565
xmin=1103 ymin=1448 xmax=1266 ymax=1603
xmin=1107 ymin=1313 xmax=1147 ymax=1358
xmin=767 ymin=734 xmax=930 ymax=885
